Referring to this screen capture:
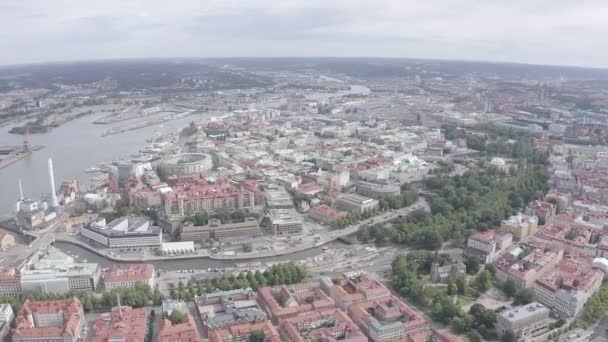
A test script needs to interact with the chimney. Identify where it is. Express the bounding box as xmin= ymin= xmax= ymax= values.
xmin=48 ymin=158 xmax=59 ymax=208
xmin=18 ymin=178 xmax=24 ymax=201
